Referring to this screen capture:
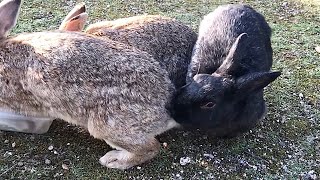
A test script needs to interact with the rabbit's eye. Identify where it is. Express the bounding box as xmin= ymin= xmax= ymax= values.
xmin=201 ymin=102 xmax=215 ymax=109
